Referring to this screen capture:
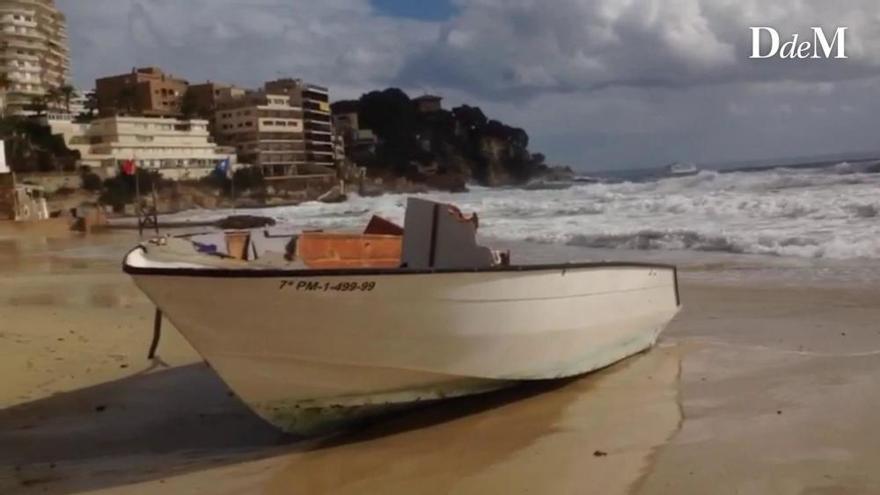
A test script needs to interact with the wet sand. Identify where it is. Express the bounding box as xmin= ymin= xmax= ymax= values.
xmin=1 ymin=229 xmax=879 ymax=494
